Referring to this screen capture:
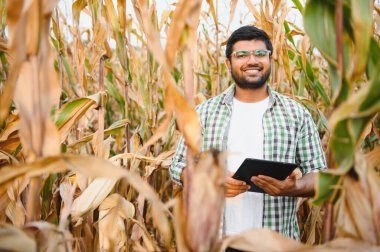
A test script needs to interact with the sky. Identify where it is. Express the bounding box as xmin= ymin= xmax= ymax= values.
xmin=57 ymin=0 xmax=304 ymax=46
